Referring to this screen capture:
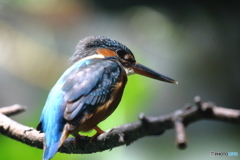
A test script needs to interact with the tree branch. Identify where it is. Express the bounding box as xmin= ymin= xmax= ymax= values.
xmin=0 ymin=96 xmax=239 ymax=154
xmin=0 ymin=104 xmax=26 ymax=116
